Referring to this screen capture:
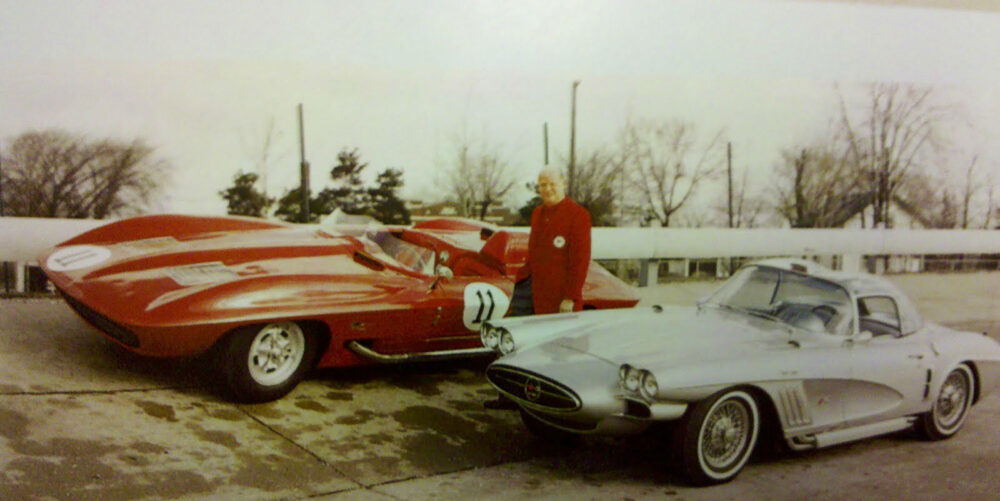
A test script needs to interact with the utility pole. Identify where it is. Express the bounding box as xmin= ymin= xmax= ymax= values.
xmin=568 ymin=80 xmax=580 ymax=198
xmin=727 ymin=142 xmax=733 ymax=228
xmin=0 ymin=155 xmax=8 ymax=295
xmin=297 ymin=104 xmax=310 ymax=223
xmin=543 ymin=122 xmax=549 ymax=166
xmin=0 ymin=155 xmax=5 ymax=218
